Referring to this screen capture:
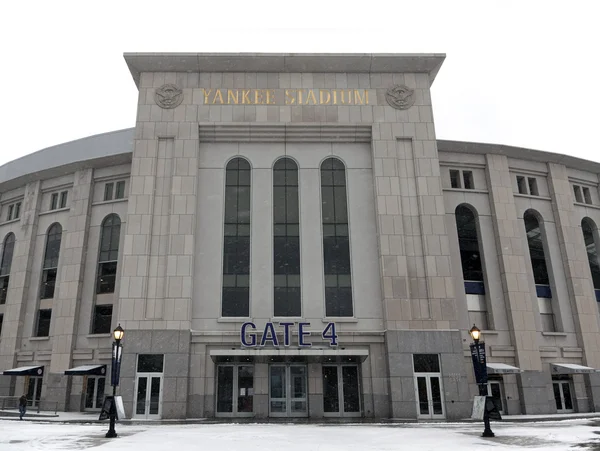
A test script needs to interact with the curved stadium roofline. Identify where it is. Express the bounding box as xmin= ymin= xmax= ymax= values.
xmin=1 ymin=130 xmax=599 ymax=192
xmin=0 ymin=128 xmax=134 ymax=191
